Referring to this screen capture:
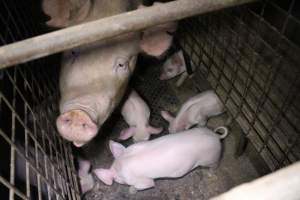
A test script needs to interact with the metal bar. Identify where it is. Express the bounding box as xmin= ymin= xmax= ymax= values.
xmin=9 ymin=68 xmax=17 ymax=200
xmin=211 ymin=161 xmax=300 ymax=200
xmin=0 ymin=0 xmax=256 ymax=69
xmin=0 ymin=176 xmax=29 ymax=200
